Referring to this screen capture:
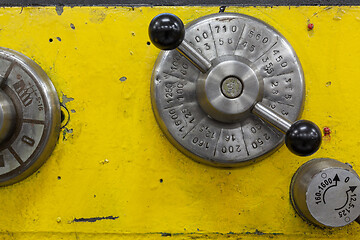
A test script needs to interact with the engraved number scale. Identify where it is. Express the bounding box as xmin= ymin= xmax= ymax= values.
xmin=149 ymin=13 xmax=321 ymax=167
xmin=0 ymin=48 xmax=60 ymax=186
